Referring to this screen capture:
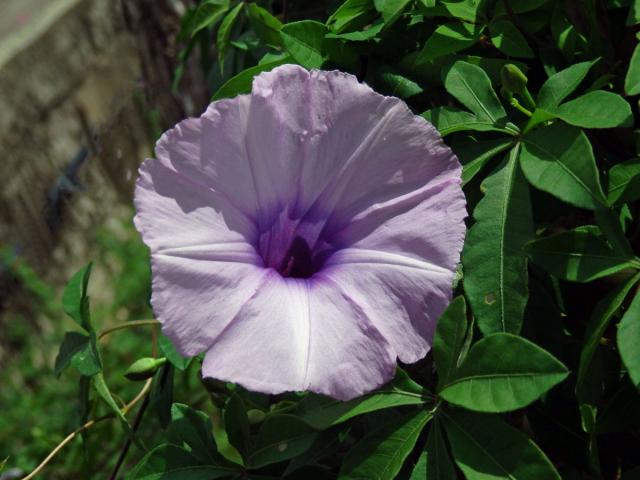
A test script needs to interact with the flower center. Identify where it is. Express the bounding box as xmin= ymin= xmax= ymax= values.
xmin=278 ymin=236 xmax=316 ymax=279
